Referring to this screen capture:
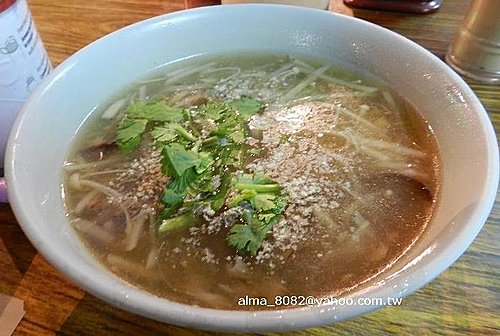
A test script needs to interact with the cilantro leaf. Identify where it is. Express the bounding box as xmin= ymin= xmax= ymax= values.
xmin=126 ymin=101 xmax=184 ymax=122
xmin=271 ymin=196 xmax=287 ymax=214
xmin=253 ymin=194 xmax=276 ymax=211
xmin=158 ymin=189 xmax=185 ymax=220
xmin=198 ymin=102 xmax=230 ymax=121
xmin=163 ymin=144 xmax=201 ymax=177
xmin=258 ymin=213 xmax=276 ymax=223
xmin=227 ymin=208 xmax=274 ymax=255
xmin=151 ymin=124 xmax=178 ymax=144
xmin=229 ymin=97 xmax=264 ymax=119
xmin=228 ymin=189 xmax=257 ymax=208
xmin=227 ymin=223 xmax=267 ymax=255
xmin=197 ymin=102 xmax=244 ymax=139
xmin=116 ymin=101 xmax=185 ymax=153
xmin=167 ymin=167 xmax=197 ymax=194
xmin=116 ymin=118 xmax=148 ymax=152
xmin=230 ymin=130 xmax=245 ymax=144
xmin=190 ymin=170 xmax=216 ymax=193
xmin=195 ymin=152 xmax=214 ymax=174
xmin=225 ymin=172 xmax=288 ymax=255
xmin=162 ymin=189 xmax=184 ymax=206
xmin=236 ymin=172 xmax=274 ymax=185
